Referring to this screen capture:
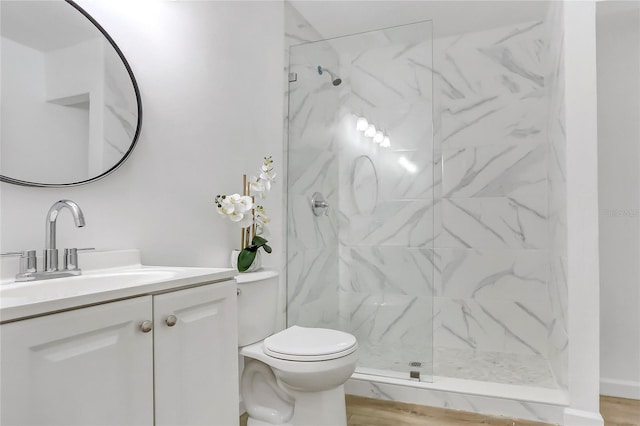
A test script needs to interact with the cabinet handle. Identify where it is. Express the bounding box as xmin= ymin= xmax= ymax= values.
xmin=140 ymin=320 xmax=153 ymax=333
xmin=165 ymin=315 xmax=177 ymax=327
